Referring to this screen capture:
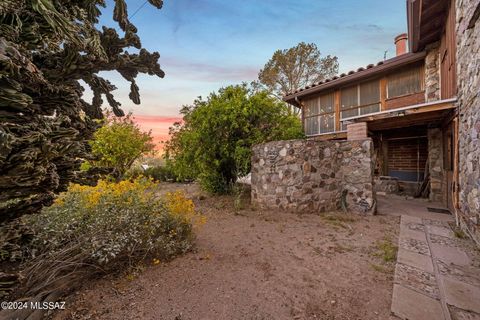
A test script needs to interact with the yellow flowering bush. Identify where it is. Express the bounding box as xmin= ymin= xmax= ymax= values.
xmin=25 ymin=179 xmax=203 ymax=271
xmin=165 ymin=191 xmax=207 ymax=226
